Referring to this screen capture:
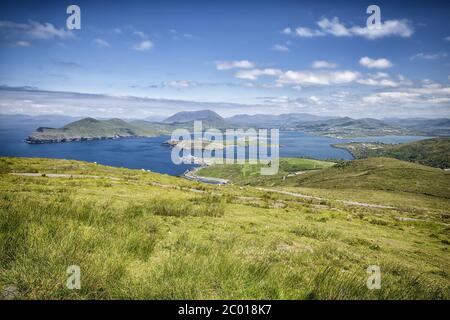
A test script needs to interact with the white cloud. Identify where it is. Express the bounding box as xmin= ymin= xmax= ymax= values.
xmin=281 ymin=27 xmax=292 ymax=35
xmin=235 ymin=68 xmax=282 ymax=80
xmin=349 ymin=19 xmax=413 ymax=39
xmin=272 ymin=44 xmax=289 ymax=52
xmin=363 ymin=91 xmax=420 ymax=104
xmin=312 ymin=60 xmax=337 ymax=69
xmin=317 ymin=17 xmax=351 ymax=37
xmin=284 ymin=17 xmax=413 ymax=40
xmin=308 ymin=95 xmax=323 ymax=105
xmin=359 ymin=57 xmax=393 ymax=69
xmin=27 ymin=21 xmax=74 ymax=40
xmin=444 ymin=36 xmax=450 ymax=41
xmin=363 ymin=82 xmax=450 ymax=106
xmin=277 ymin=70 xmax=360 ymax=86
xmin=357 ymin=74 xmax=411 ymax=88
xmin=132 ymin=40 xmax=153 ymax=51
xmin=2 ymin=85 xmax=449 ymax=119
xmin=294 ymin=27 xmax=324 ymax=38
xmin=410 ymin=52 xmax=447 ymax=60
xmin=215 ymin=60 xmax=255 ymax=70
xmin=93 ymin=38 xmax=110 ymax=48
xmin=0 ymin=20 xmax=74 ymax=41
